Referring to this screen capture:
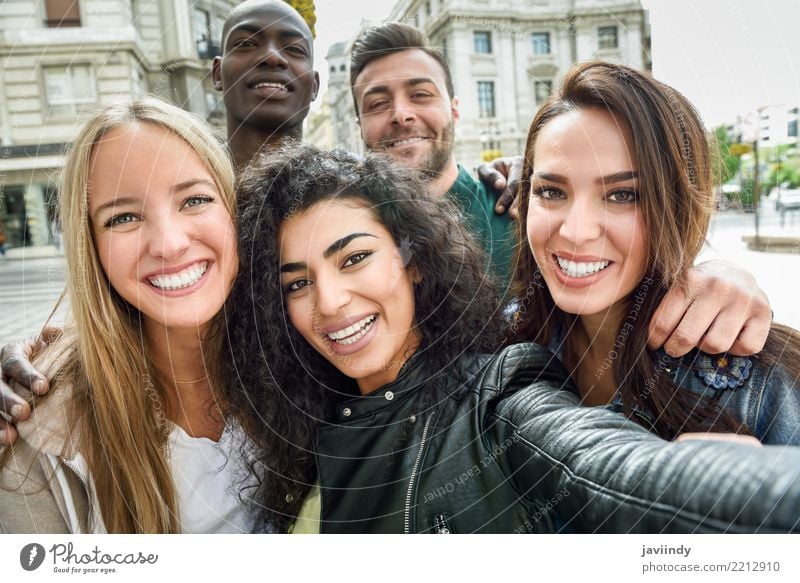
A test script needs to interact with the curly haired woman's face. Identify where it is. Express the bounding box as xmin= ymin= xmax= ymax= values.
xmin=279 ymin=199 xmax=420 ymax=395
xmin=526 ymin=107 xmax=648 ymax=317
xmin=88 ymin=122 xmax=238 ymax=333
